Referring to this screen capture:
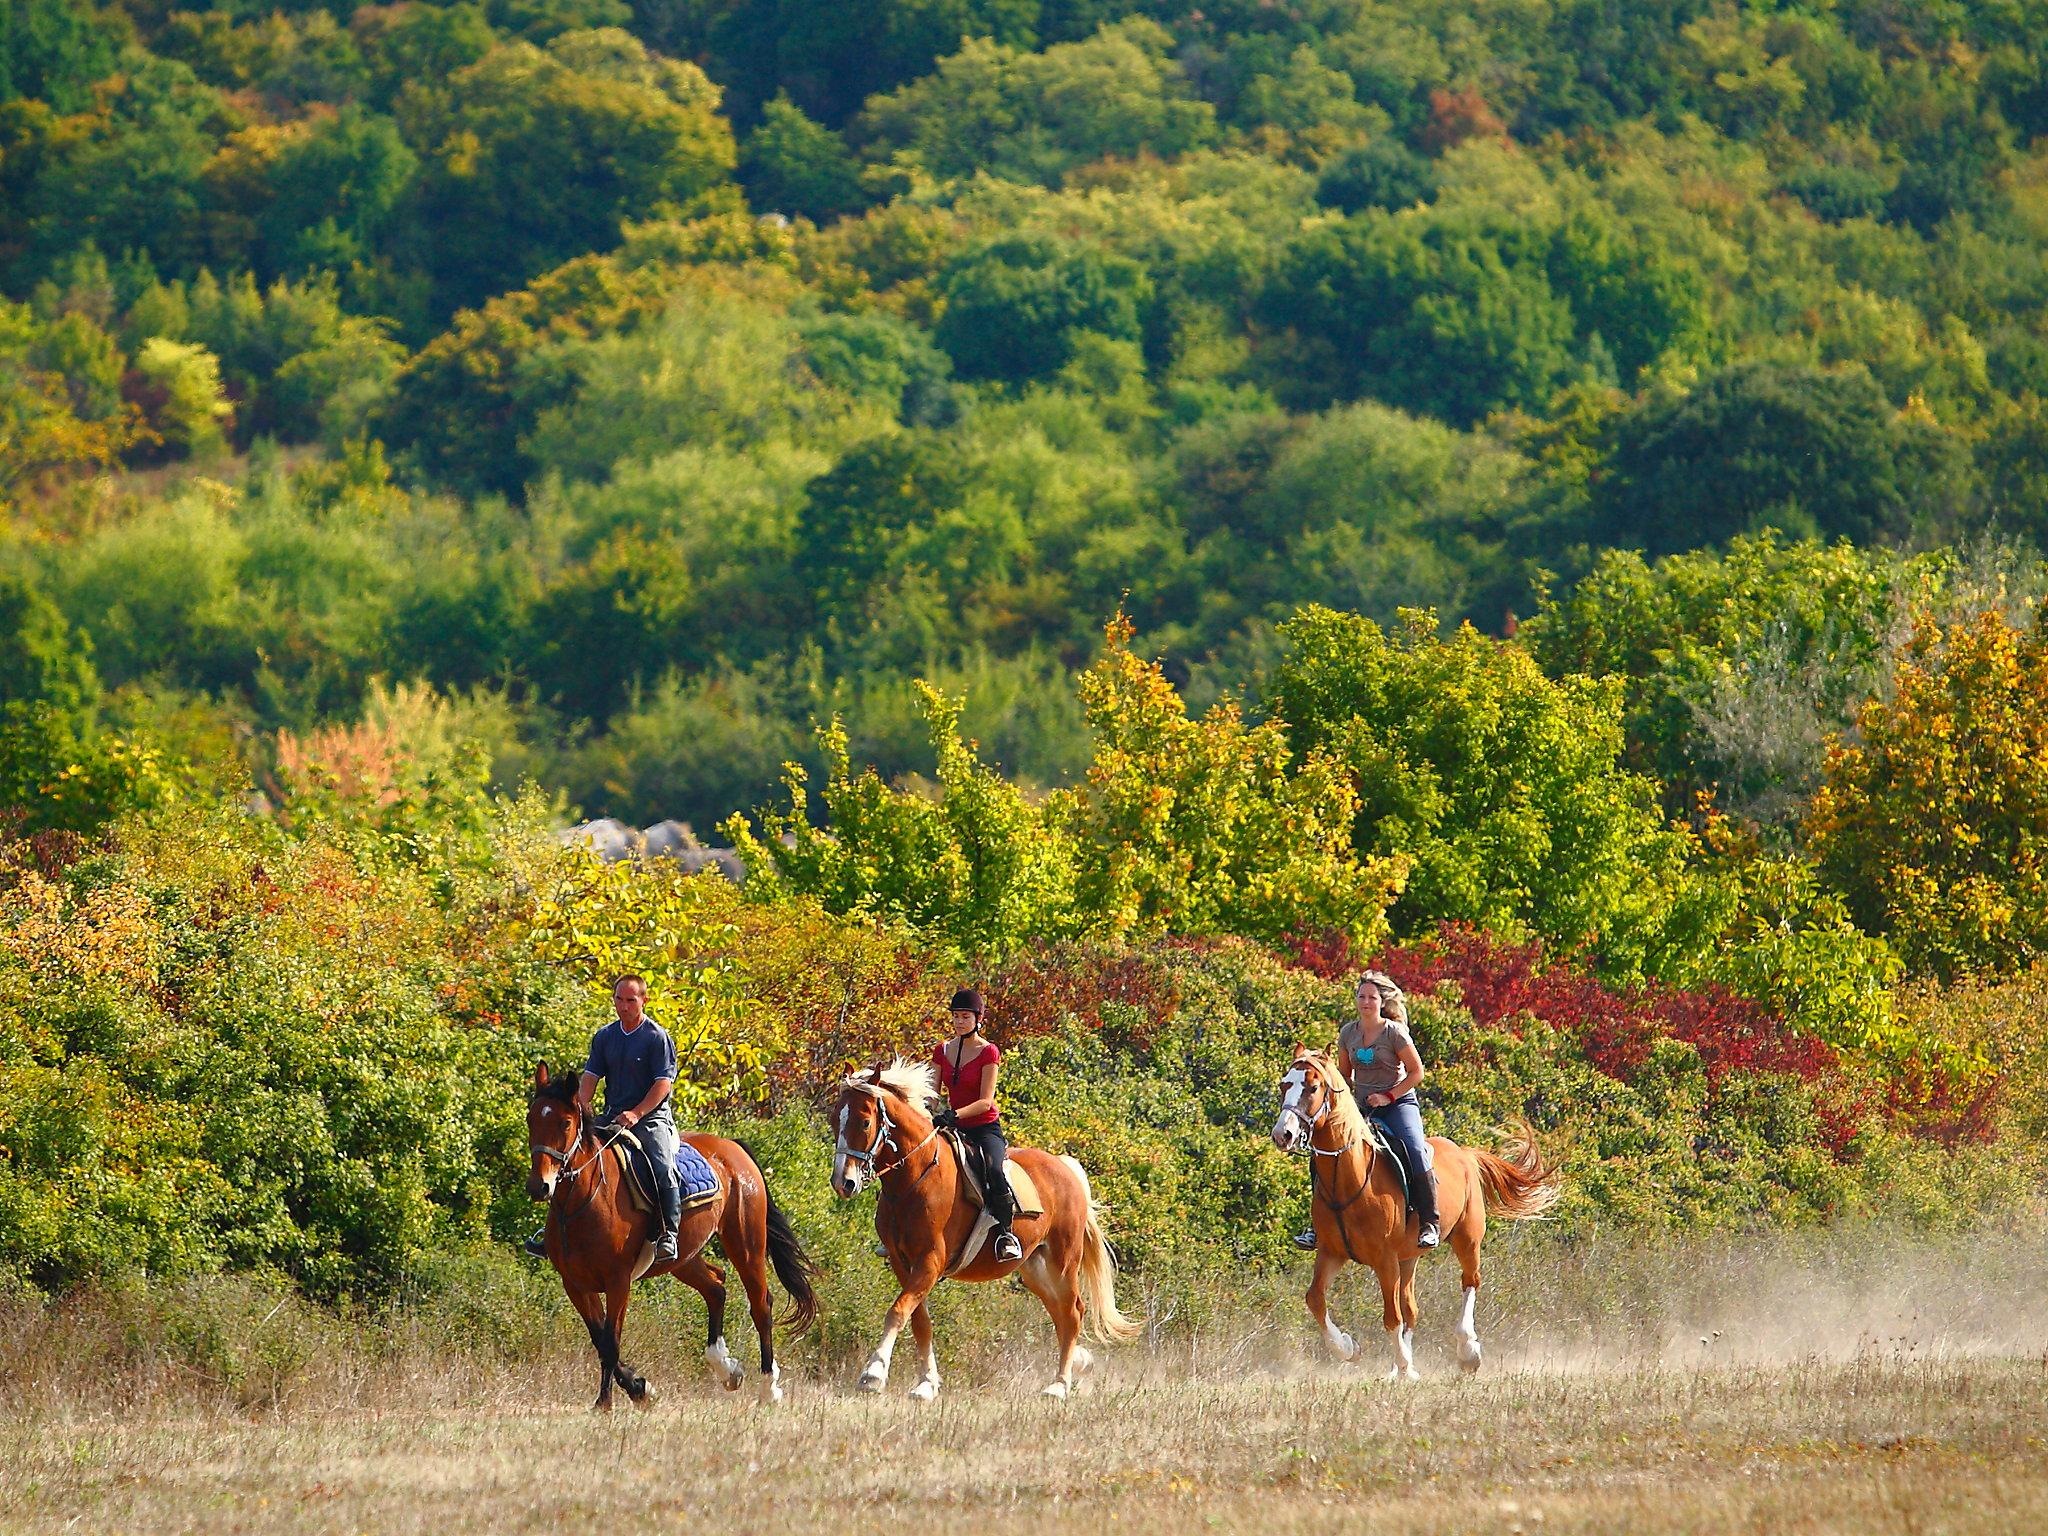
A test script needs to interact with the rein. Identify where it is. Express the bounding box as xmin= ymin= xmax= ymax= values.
xmin=1293 ymin=1076 xmax=1377 ymax=1265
